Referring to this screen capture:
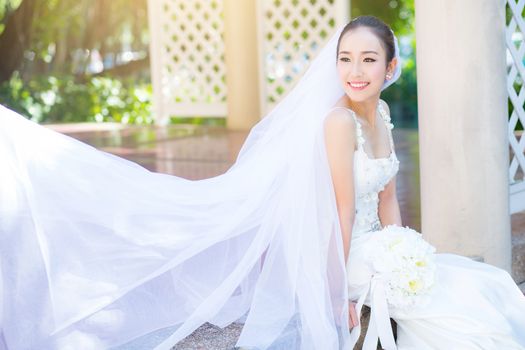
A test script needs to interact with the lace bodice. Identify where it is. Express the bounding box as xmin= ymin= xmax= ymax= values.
xmin=333 ymin=102 xmax=400 ymax=239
